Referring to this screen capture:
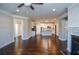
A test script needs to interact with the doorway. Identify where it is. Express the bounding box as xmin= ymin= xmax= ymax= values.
xmin=14 ymin=19 xmax=23 ymax=48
